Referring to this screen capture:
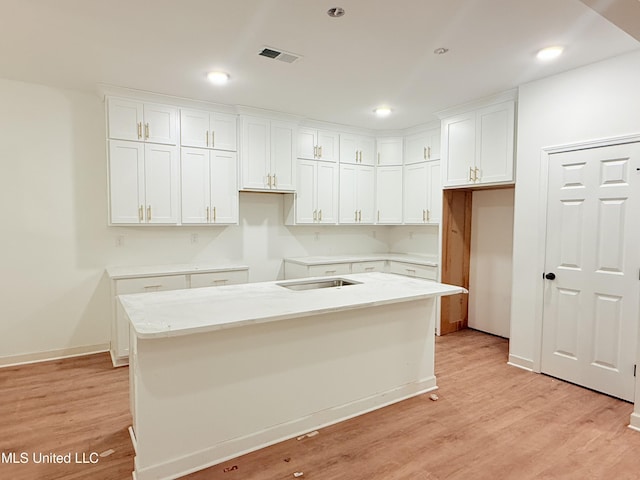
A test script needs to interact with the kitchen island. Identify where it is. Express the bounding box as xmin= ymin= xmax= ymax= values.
xmin=118 ymin=272 xmax=465 ymax=480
